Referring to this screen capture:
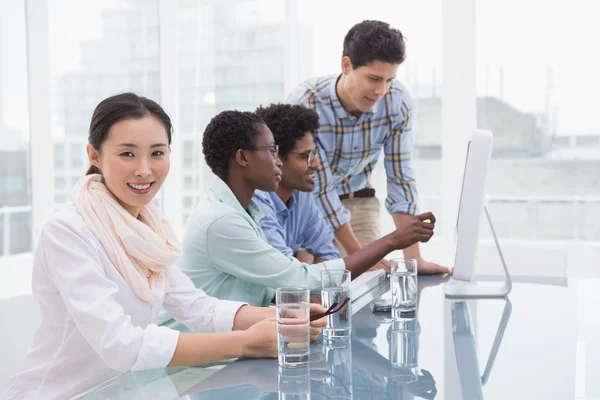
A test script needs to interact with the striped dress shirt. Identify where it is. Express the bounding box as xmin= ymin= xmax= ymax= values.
xmin=287 ymin=74 xmax=419 ymax=230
